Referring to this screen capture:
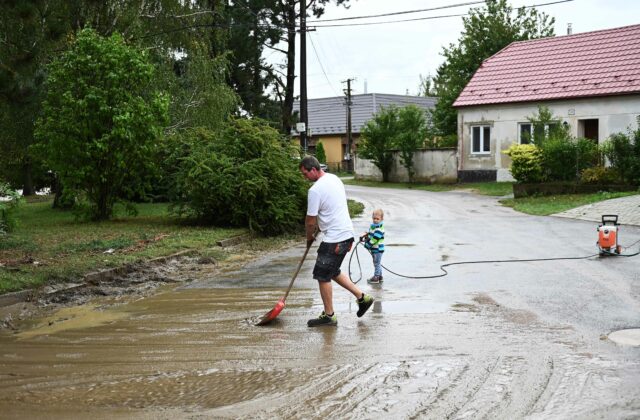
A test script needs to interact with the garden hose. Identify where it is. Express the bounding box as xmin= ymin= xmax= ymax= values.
xmin=348 ymin=236 xmax=640 ymax=283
